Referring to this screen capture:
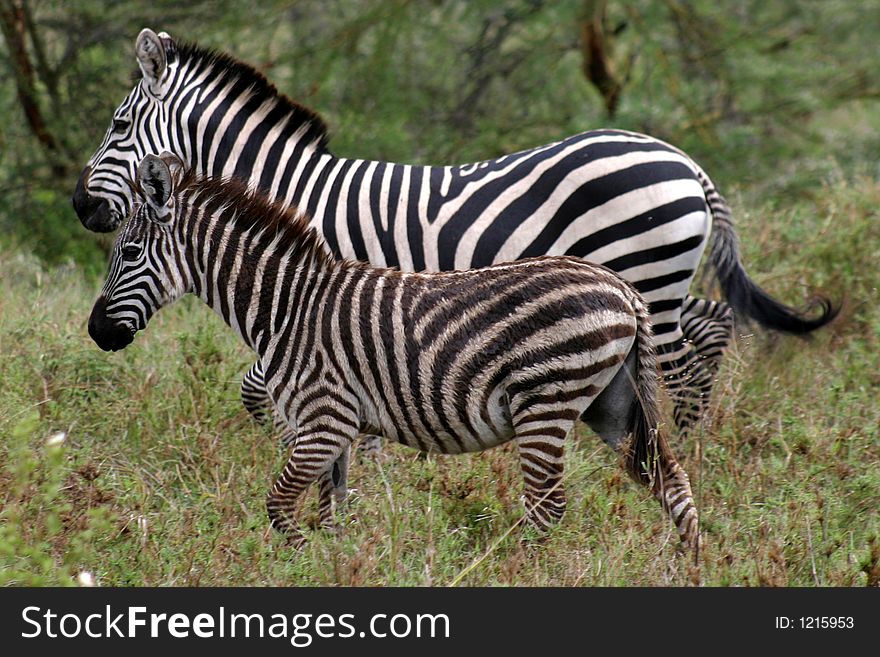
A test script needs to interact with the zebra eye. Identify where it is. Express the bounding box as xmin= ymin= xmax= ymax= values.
xmin=112 ymin=118 xmax=131 ymax=134
xmin=121 ymin=244 xmax=141 ymax=261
